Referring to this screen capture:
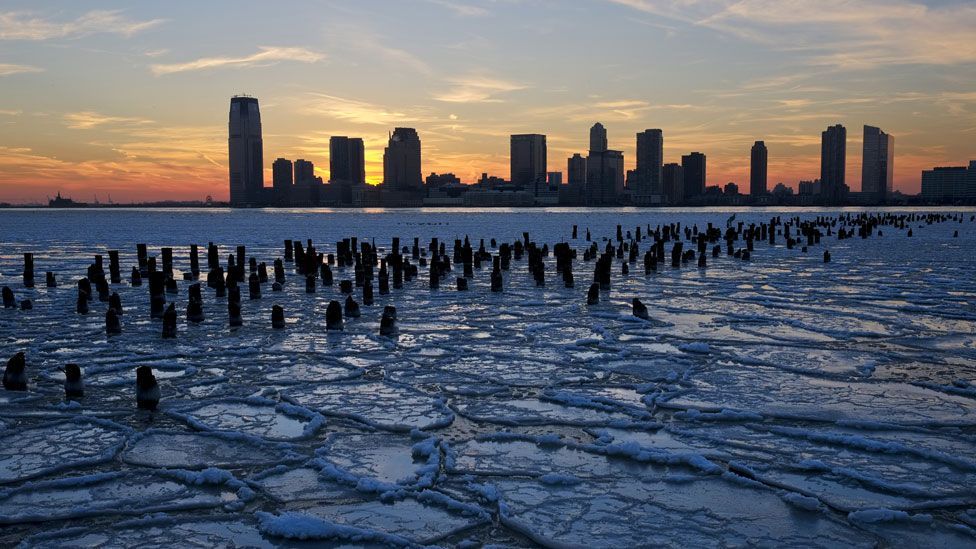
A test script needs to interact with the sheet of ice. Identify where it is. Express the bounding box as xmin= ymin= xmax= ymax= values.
xmin=284 ymin=381 xmax=454 ymax=431
xmin=315 ymin=432 xmax=440 ymax=488
xmin=0 ymin=470 xmax=246 ymax=524
xmin=453 ymin=396 xmax=641 ymax=426
xmin=167 ymin=397 xmax=324 ymax=440
xmin=495 ymin=476 xmax=876 ymax=547
xmin=0 ymin=418 xmax=129 ymax=484
xmin=662 ymin=363 xmax=976 ymax=426
xmin=19 ymin=515 xmax=279 ymax=549
xmin=250 ymin=466 xmax=360 ymax=503
xmin=258 ymin=495 xmax=487 ymax=545
xmin=122 ymin=429 xmax=305 ymax=469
